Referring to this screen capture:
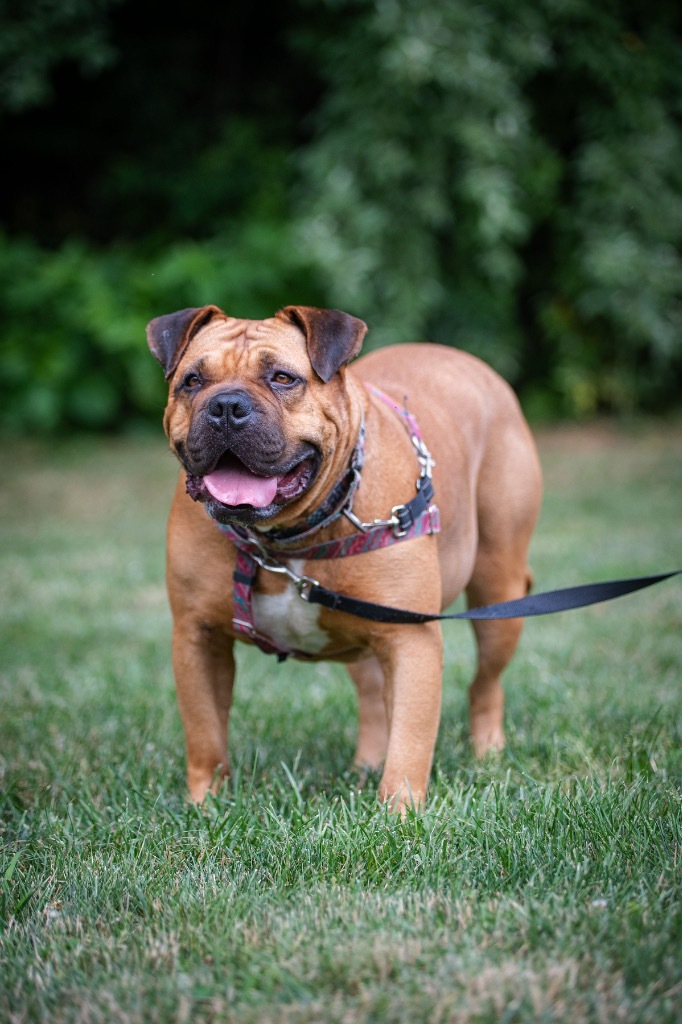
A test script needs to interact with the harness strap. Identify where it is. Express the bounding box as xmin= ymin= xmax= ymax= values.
xmin=222 ymin=498 xmax=440 ymax=563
